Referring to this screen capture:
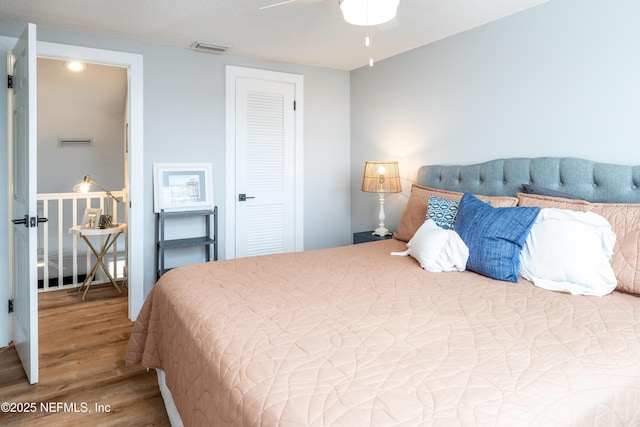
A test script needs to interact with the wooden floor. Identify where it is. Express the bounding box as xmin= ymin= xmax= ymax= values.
xmin=0 ymin=284 xmax=171 ymax=426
